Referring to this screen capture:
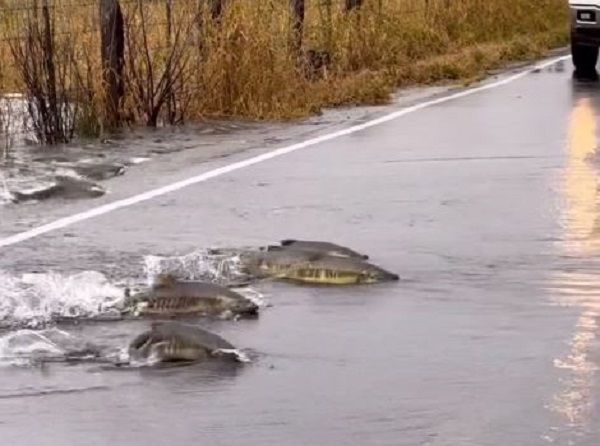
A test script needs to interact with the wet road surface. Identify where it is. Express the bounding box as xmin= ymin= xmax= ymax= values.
xmin=1 ymin=56 xmax=600 ymax=445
